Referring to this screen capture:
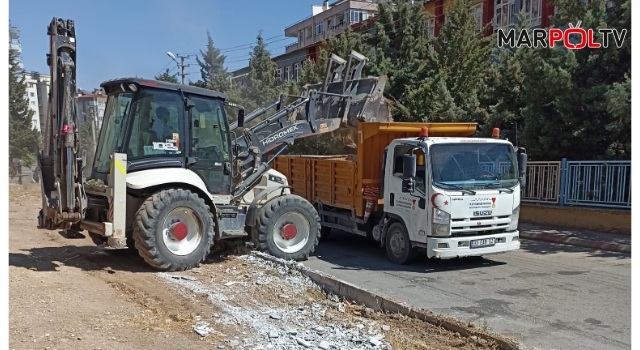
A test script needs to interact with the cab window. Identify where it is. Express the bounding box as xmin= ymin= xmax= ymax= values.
xmin=126 ymin=89 xmax=185 ymax=159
